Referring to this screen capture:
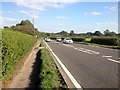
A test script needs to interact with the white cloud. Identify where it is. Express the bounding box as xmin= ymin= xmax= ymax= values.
xmin=104 ymin=6 xmax=117 ymax=11
xmin=1 ymin=17 xmax=19 ymax=23
xmin=0 ymin=17 xmax=19 ymax=27
xmin=96 ymin=22 xmax=117 ymax=26
xmin=90 ymin=11 xmax=103 ymax=15
xmin=56 ymin=16 xmax=67 ymax=20
xmin=18 ymin=10 xmax=39 ymax=19
xmin=15 ymin=0 xmax=77 ymax=11
xmin=84 ymin=11 xmax=103 ymax=15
